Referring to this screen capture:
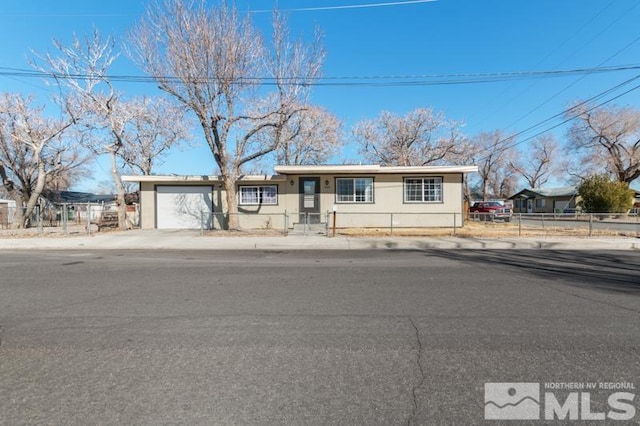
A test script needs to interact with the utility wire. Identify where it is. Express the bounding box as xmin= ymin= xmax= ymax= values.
xmin=1 ymin=64 xmax=639 ymax=87
xmin=469 ymin=73 xmax=640 ymax=163
xmin=501 ymin=2 xmax=640 ymax=131
xmin=469 ymin=0 xmax=619 ymax=127
xmin=248 ymin=0 xmax=437 ymax=13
